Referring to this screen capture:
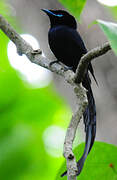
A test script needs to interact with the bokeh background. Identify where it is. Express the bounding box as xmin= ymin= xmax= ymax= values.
xmin=0 ymin=0 xmax=117 ymax=179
